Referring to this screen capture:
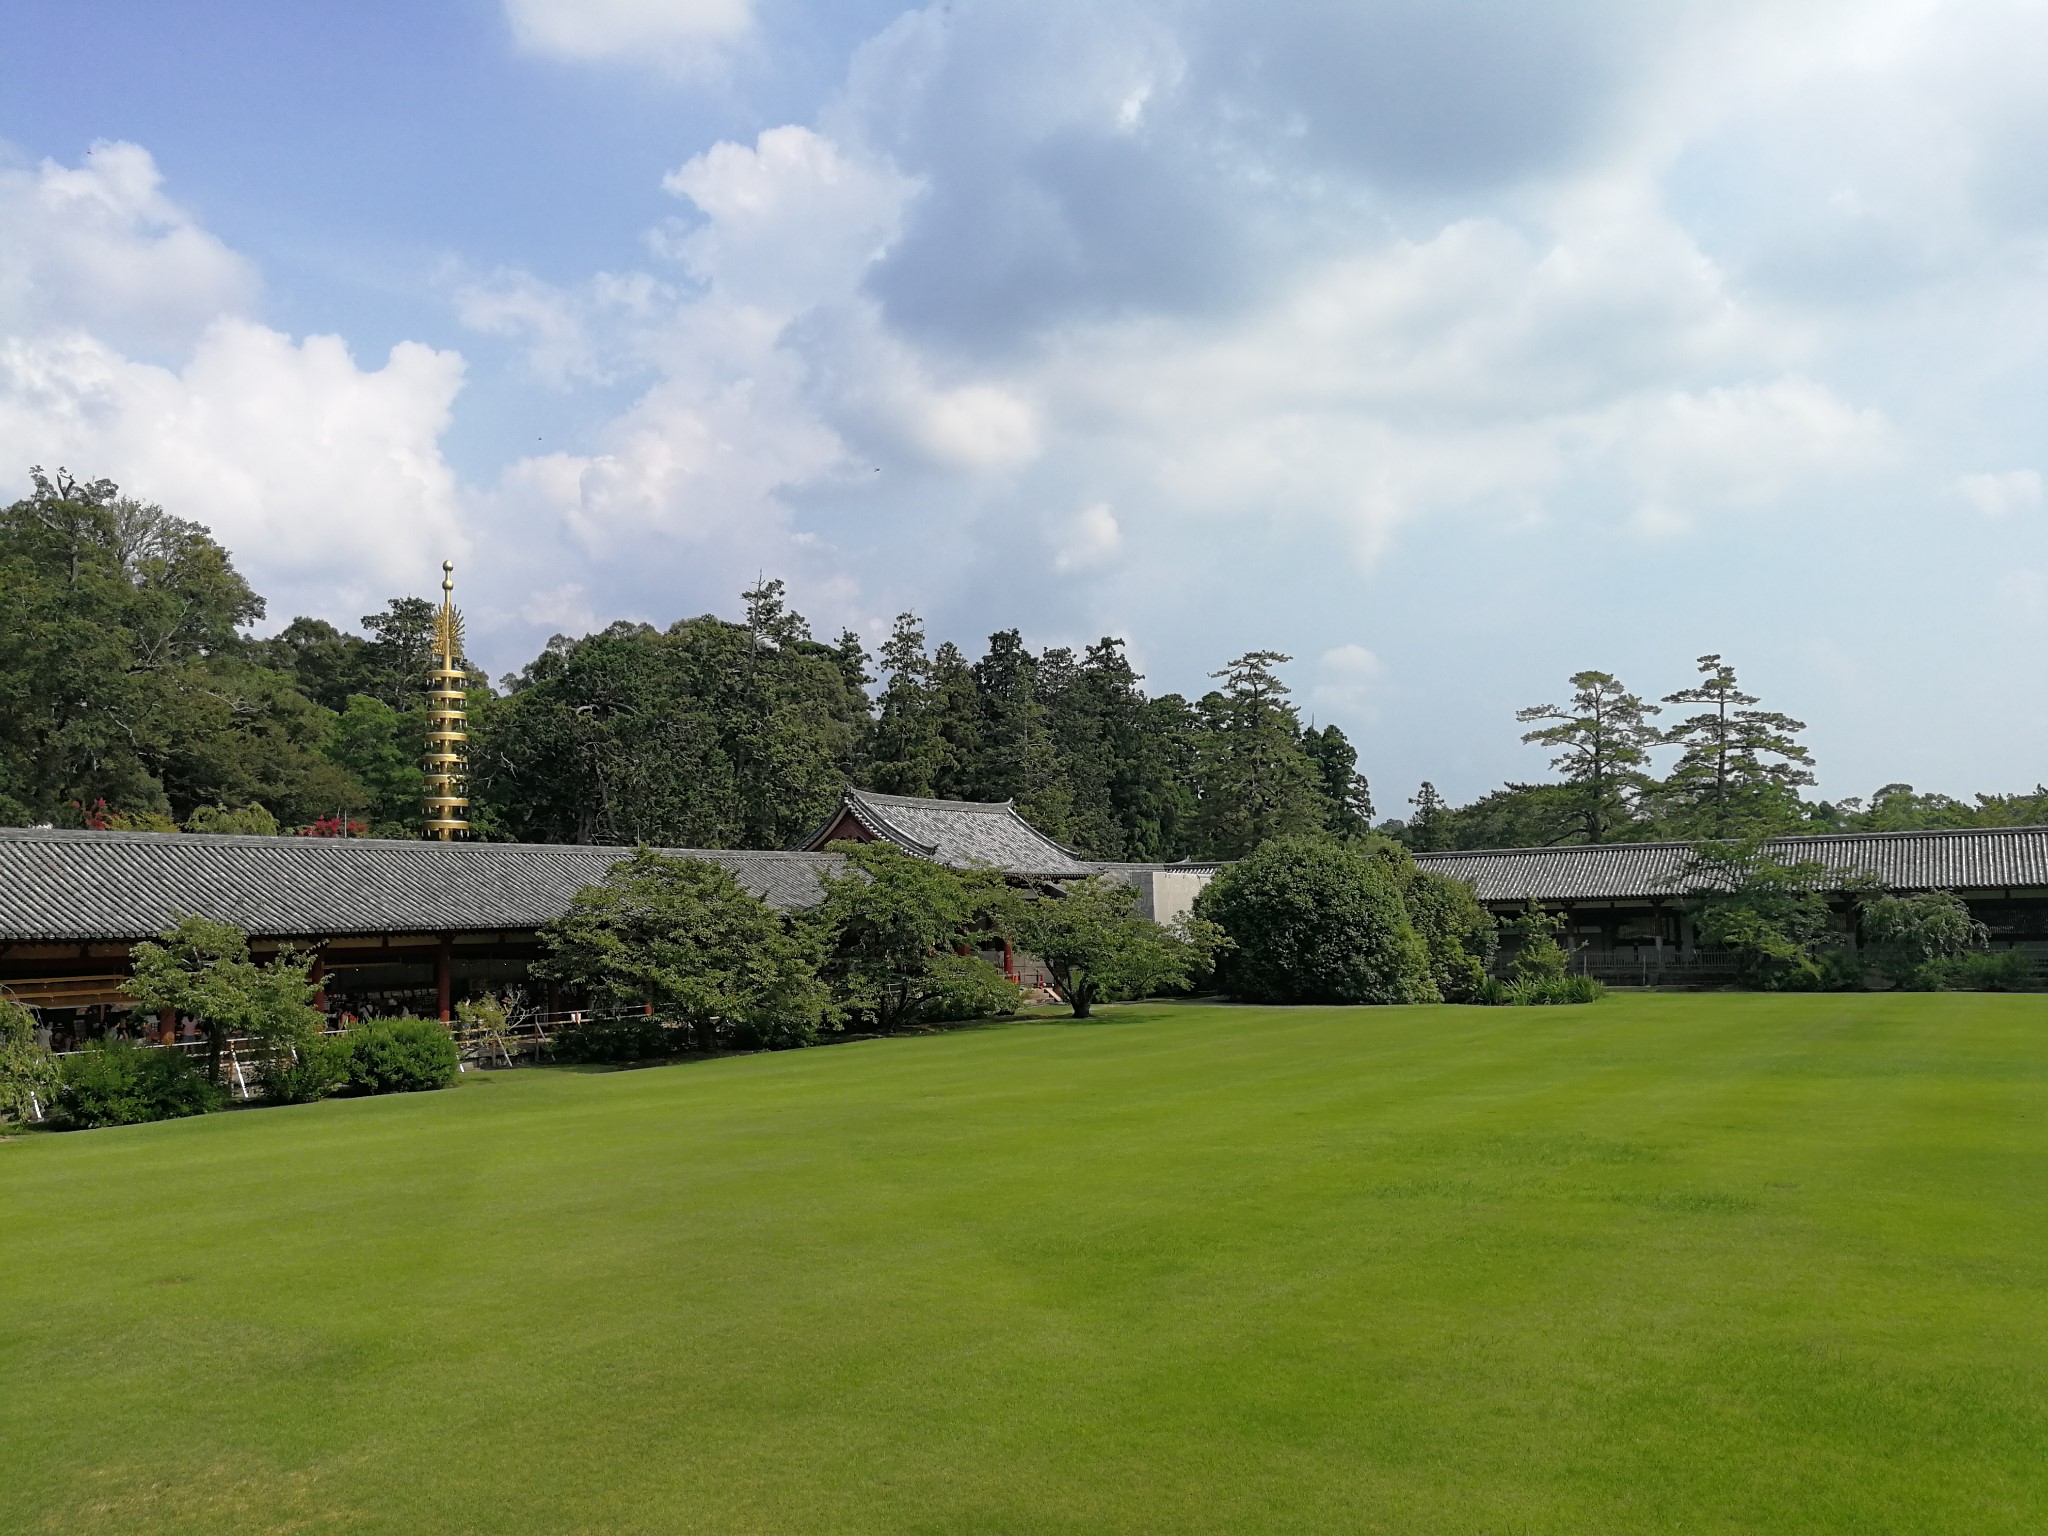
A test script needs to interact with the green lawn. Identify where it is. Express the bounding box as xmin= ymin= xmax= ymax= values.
xmin=3 ymin=995 xmax=2046 ymax=1534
